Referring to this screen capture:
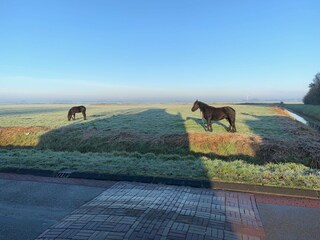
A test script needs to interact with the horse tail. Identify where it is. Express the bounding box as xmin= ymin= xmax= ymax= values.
xmin=227 ymin=107 xmax=236 ymax=114
xmin=232 ymin=107 xmax=236 ymax=117
xmin=227 ymin=107 xmax=236 ymax=120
